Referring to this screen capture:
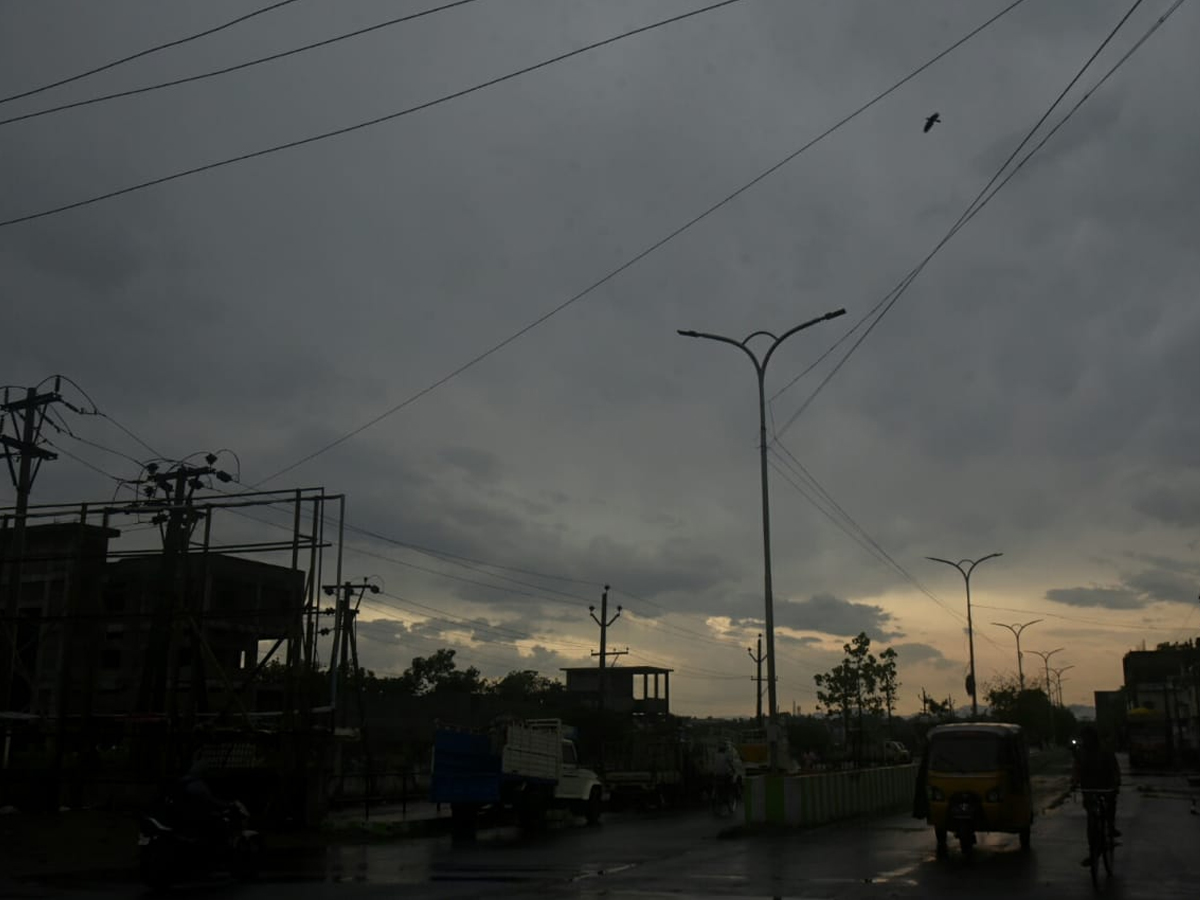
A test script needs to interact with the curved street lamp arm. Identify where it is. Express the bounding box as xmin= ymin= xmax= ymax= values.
xmin=760 ymin=309 xmax=847 ymax=369
xmin=678 ymin=329 xmax=762 ymax=371
xmin=991 ymin=618 xmax=1043 ymax=636
xmin=1028 ymin=647 xmax=1064 ymax=661
xmin=744 ymin=330 xmax=779 ymax=344
xmin=964 ymin=552 xmax=1003 ymax=577
xmin=926 ymin=556 xmax=968 ymax=580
